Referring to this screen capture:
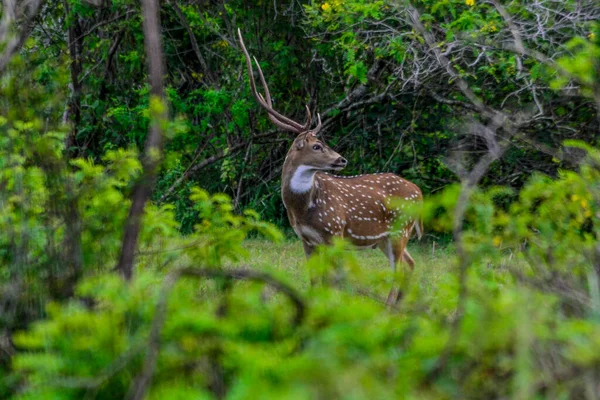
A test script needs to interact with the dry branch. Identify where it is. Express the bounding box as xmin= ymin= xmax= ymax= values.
xmin=116 ymin=0 xmax=167 ymax=280
xmin=0 ymin=0 xmax=44 ymax=74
